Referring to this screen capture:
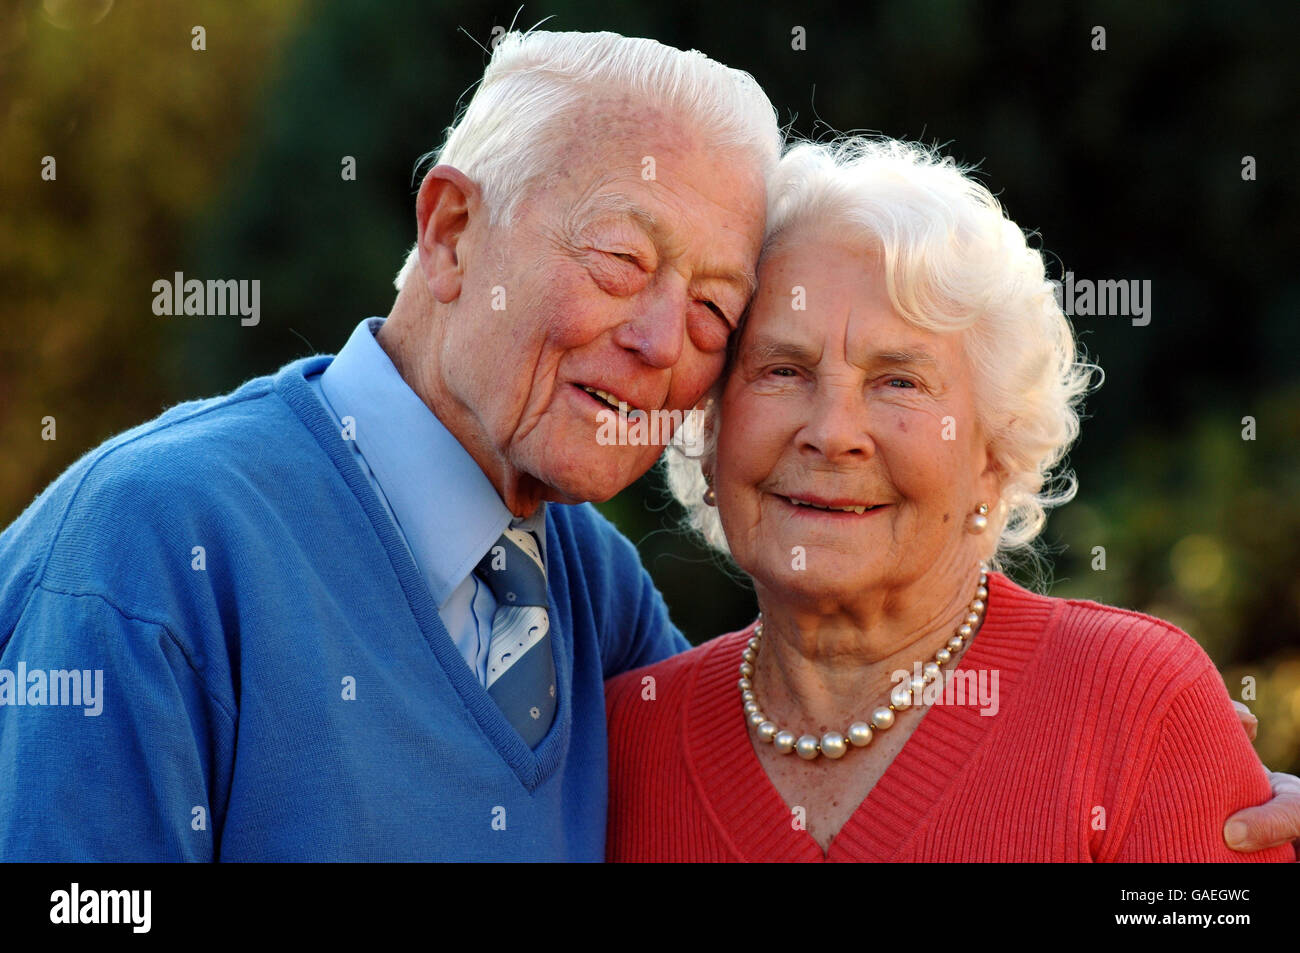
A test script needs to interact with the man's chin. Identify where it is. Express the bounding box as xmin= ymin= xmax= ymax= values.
xmin=537 ymin=451 xmax=659 ymax=505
